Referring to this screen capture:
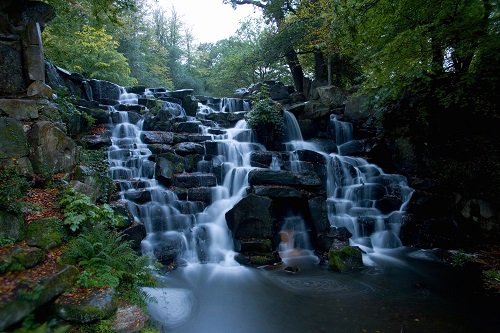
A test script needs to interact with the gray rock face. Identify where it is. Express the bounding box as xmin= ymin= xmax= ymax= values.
xmin=0 ymin=117 xmax=30 ymax=159
xmin=27 ymin=121 xmax=78 ymax=174
xmin=0 ymin=1 xmax=55 ymax=95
